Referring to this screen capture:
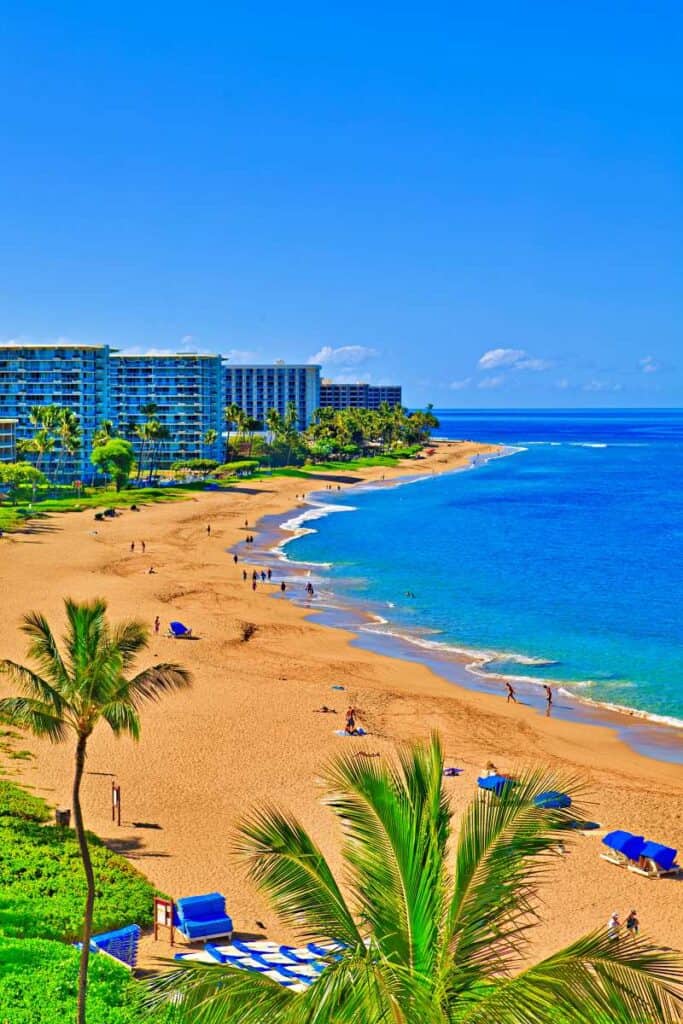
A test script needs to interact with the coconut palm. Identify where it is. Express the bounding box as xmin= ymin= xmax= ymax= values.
xmin=203 ymin=428 xmax=218 ymax=456
xmin=149 ymin=735 xmax=683 ymax=1024
xmin=54 ymin=407 xmax=82 ymax=483
xmin=224 ymin=402 xmax=242 ymax=461
xmin=0 ymin=598 xmax=192 ymax=1024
